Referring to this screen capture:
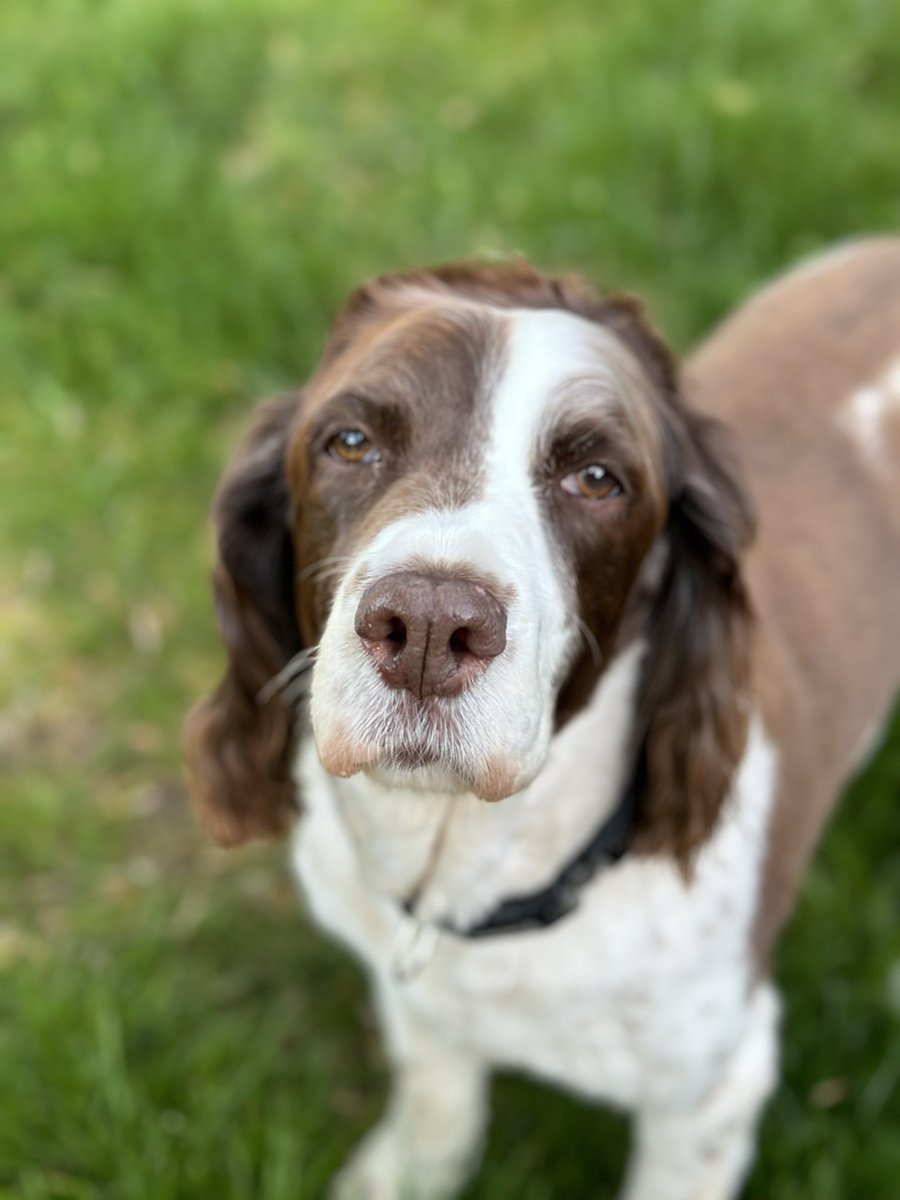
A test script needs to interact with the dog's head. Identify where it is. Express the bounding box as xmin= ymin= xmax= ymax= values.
xmin=185 ymin=261 xmax=754 ymax=863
